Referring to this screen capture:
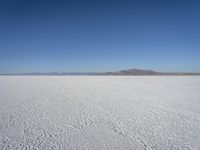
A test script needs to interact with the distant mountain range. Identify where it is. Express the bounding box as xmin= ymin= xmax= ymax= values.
xmin=1 ymin=68 xmax=200 ymax=76
xmin=106 ymin=68 xmax=200 ymax=76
